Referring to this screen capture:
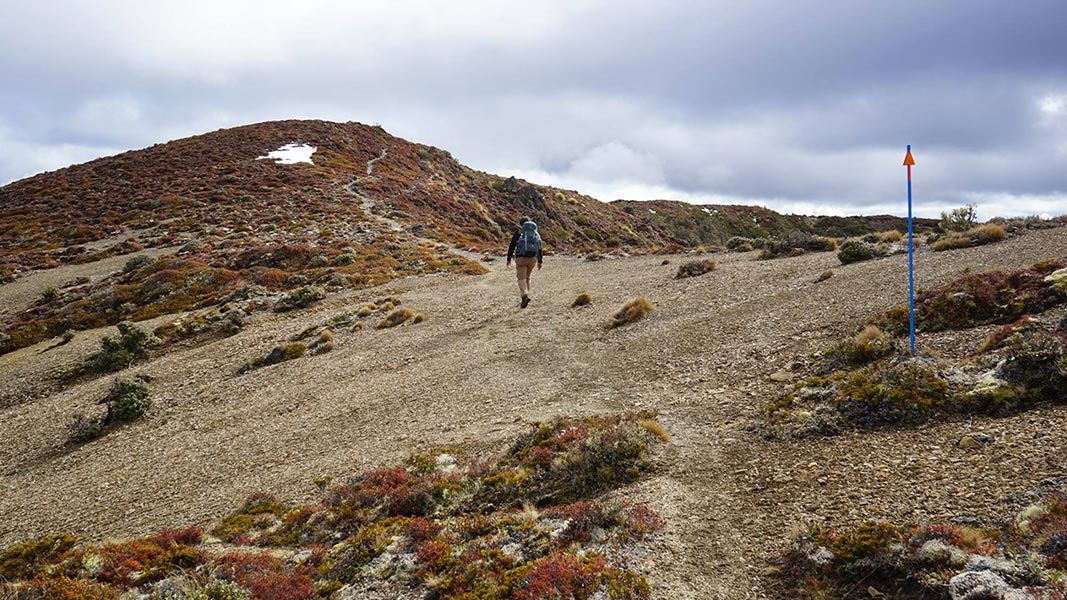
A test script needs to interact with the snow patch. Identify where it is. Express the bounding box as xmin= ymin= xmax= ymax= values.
xmin=648 ymin=209 xmax=657 ymax=214
xmin=257 ymin=143 xmax=316 ymax=165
